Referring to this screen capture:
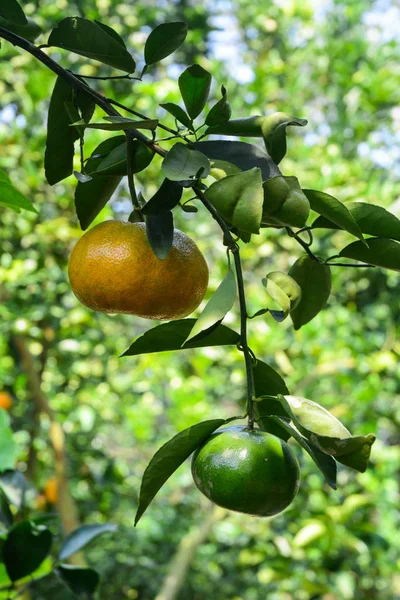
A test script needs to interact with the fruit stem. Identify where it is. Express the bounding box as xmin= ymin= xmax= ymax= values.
xmin=195 ymin=189 xmax=256 ymax=429
xmin=232 ymin=248 xmax=256 ymax=429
